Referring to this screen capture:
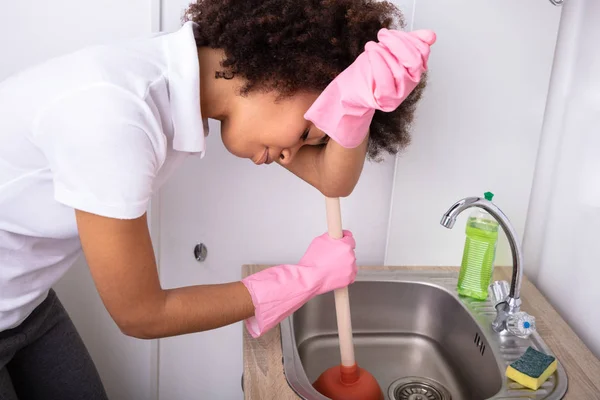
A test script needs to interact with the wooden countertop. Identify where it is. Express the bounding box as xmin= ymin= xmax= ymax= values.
xmin=242 ymin=265 xmax=600 ymax=399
